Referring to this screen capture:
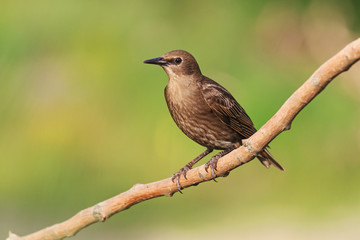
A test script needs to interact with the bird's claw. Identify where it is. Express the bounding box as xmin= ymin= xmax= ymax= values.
xmin=171 ymin=165 xmax=192 ymax=193
xmin=204 ymin=157 xmax=219 ymax=181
